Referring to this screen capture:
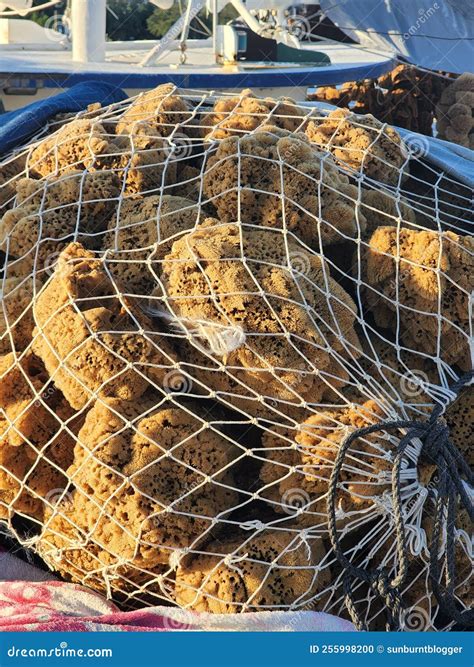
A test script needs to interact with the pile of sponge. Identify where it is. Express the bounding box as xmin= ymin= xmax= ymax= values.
xmin=0 ymin=84 xmax=471 ymax=623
